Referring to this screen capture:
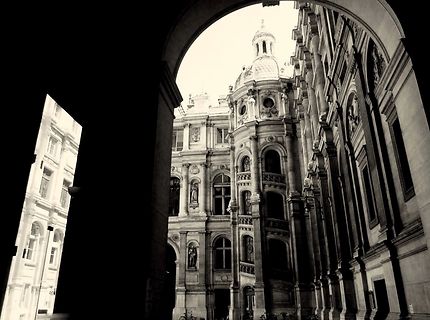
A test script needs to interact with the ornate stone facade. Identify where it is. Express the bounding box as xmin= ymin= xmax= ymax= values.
xmin=168 ymin=6 xmax=430 ymax=320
